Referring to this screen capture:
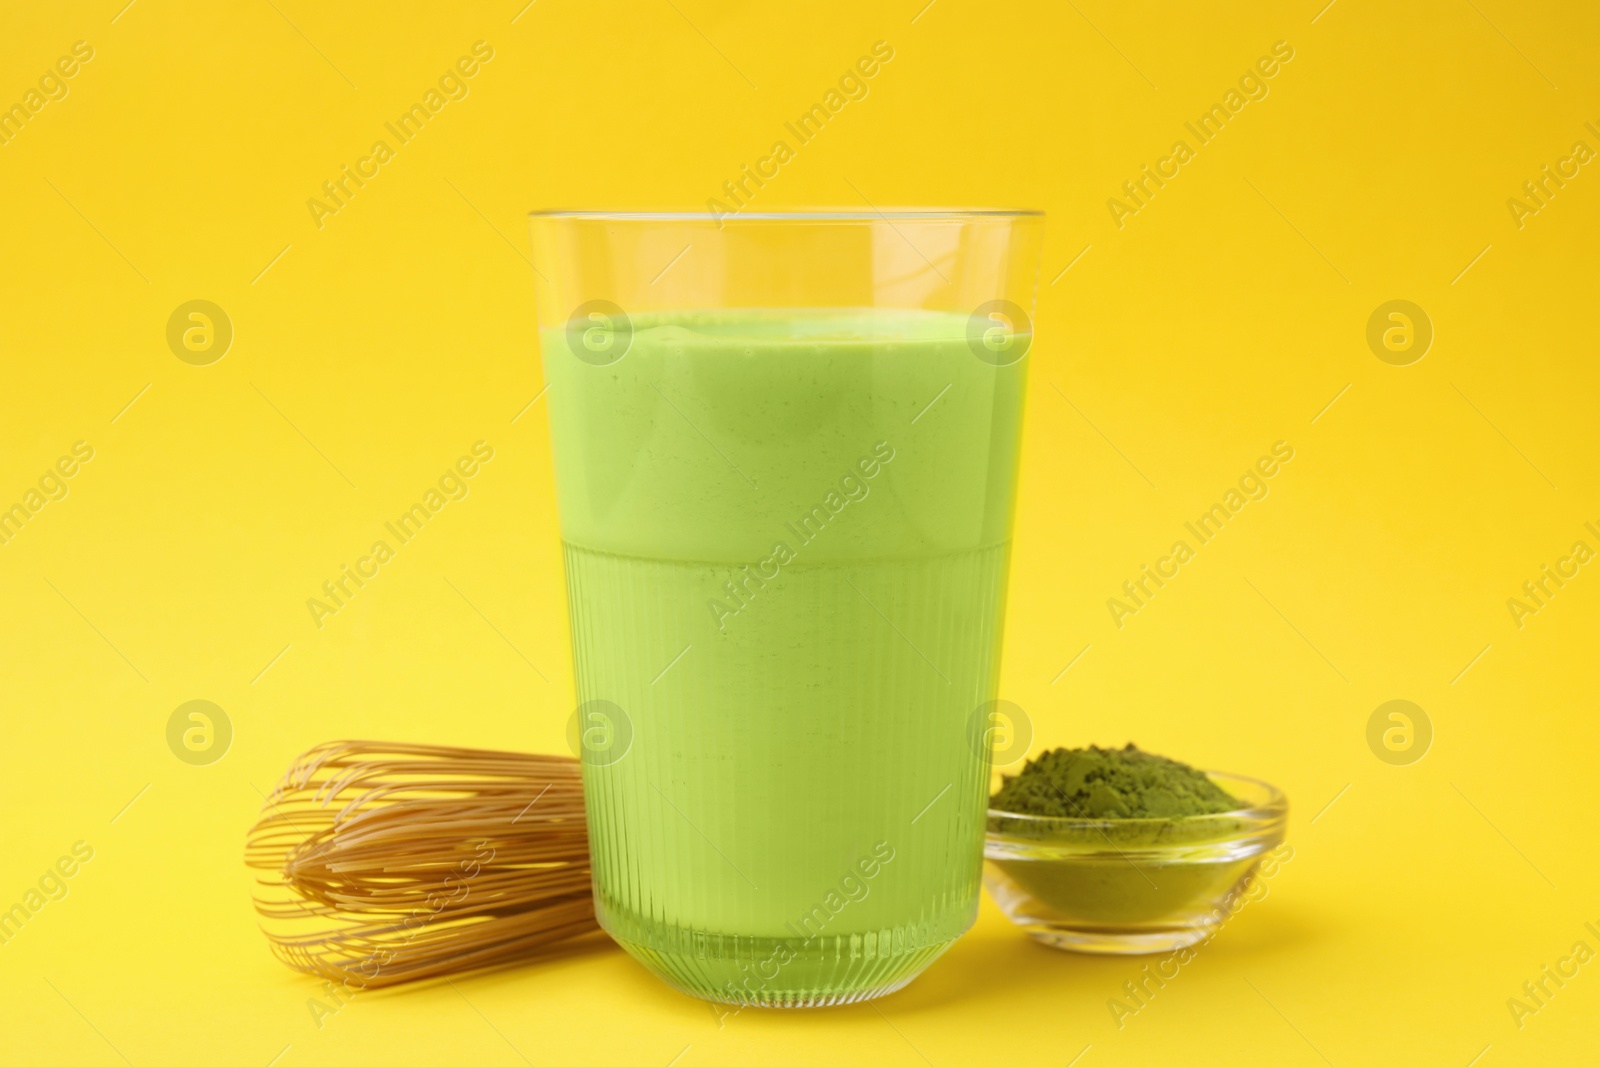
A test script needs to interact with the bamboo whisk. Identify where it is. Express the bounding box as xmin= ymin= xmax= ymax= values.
xmin=246 ymin=740 xmax=598 ymax=988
